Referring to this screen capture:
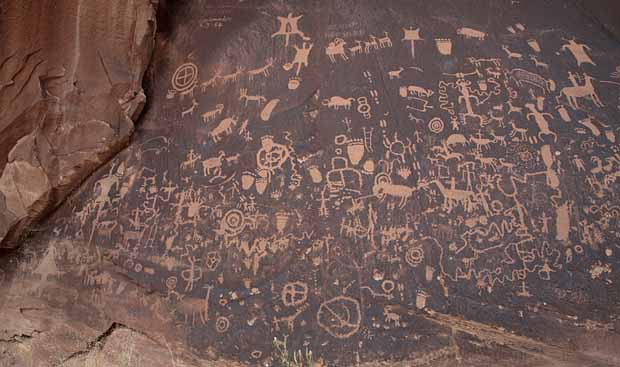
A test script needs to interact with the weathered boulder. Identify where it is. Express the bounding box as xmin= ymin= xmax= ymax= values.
xmin=0 ymin=0 xmax=157 ymax=247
